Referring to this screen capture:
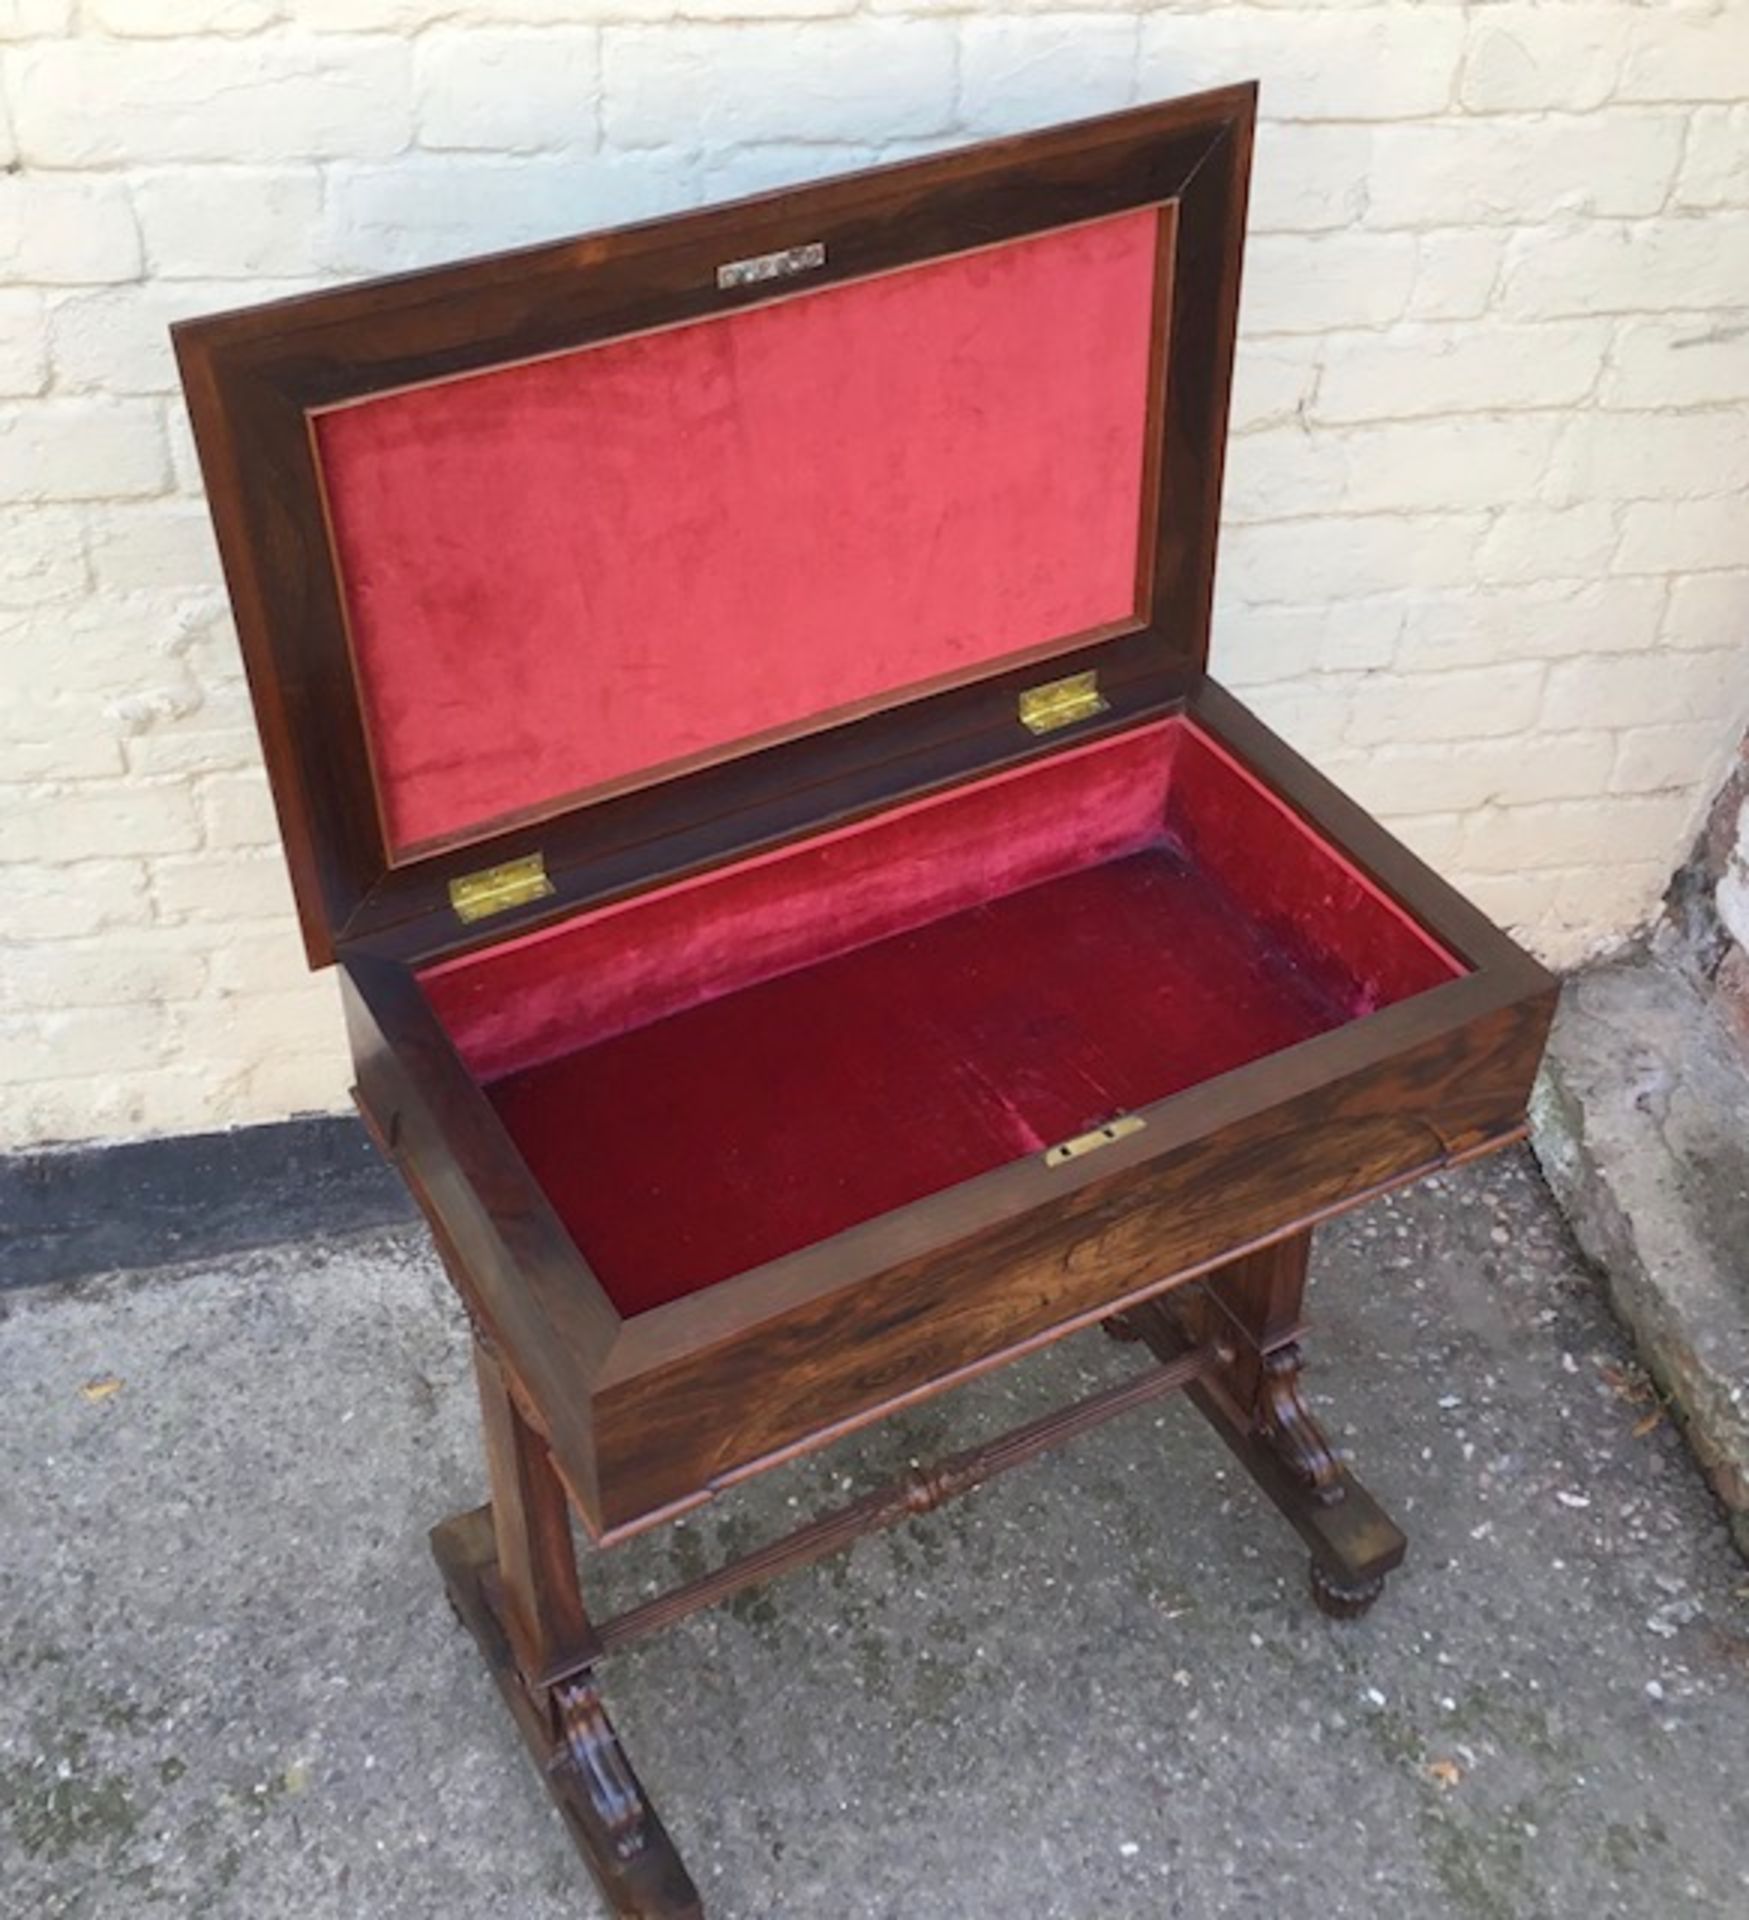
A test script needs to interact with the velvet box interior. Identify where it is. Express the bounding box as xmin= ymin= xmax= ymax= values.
xmin=418 ymin=721 xmax=1464 ymax=1318
xmin=309 ymin=205 xmax=1467 ymax=1324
